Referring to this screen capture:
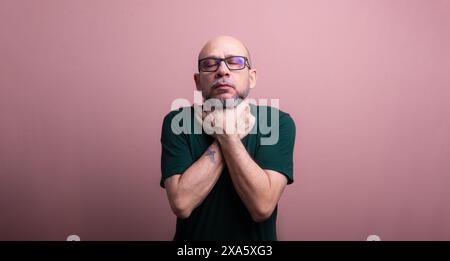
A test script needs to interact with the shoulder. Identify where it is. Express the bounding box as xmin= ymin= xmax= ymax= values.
xmin=163 ymin=106 xmax=194 ymax=122
xmin=251 ymin=104 xmax=295 ymax=127
xmin=162 ymin=106 xmax=195 ymax=131
xmin=161 ymin=106 xmax=196 ymax=137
